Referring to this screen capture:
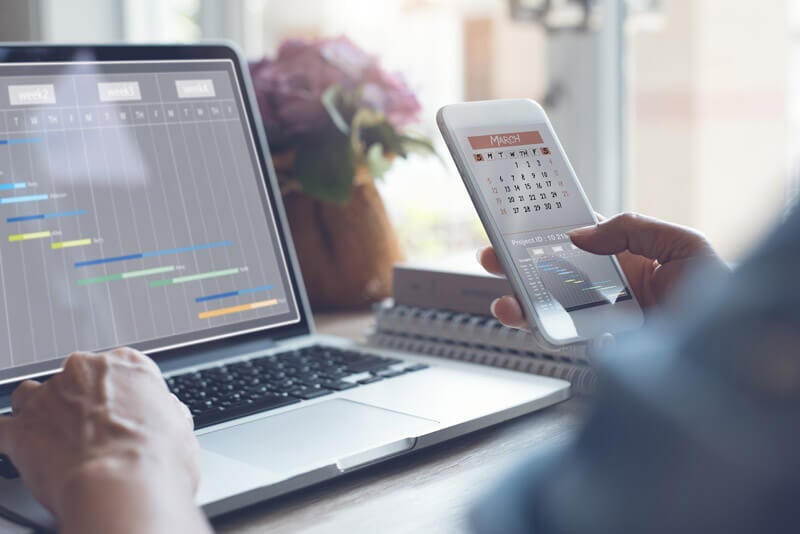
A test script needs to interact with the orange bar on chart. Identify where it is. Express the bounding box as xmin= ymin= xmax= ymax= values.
xmin=198 ymin=299 xmax=279 ymax=320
